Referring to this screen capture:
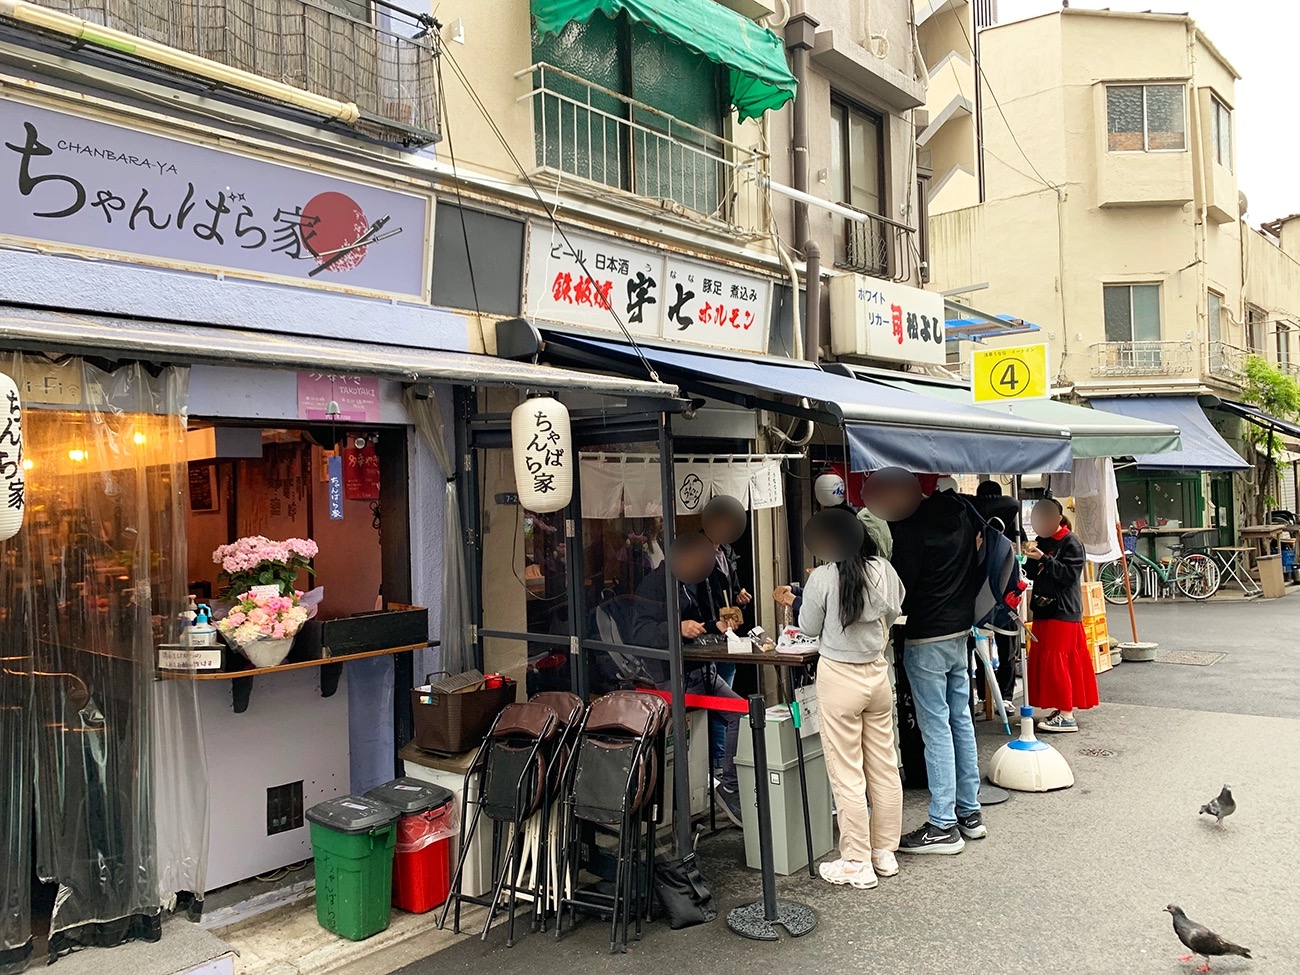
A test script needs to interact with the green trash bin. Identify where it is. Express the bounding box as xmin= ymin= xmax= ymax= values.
xmin=306 ymin=795 xmax=400 ymax=941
